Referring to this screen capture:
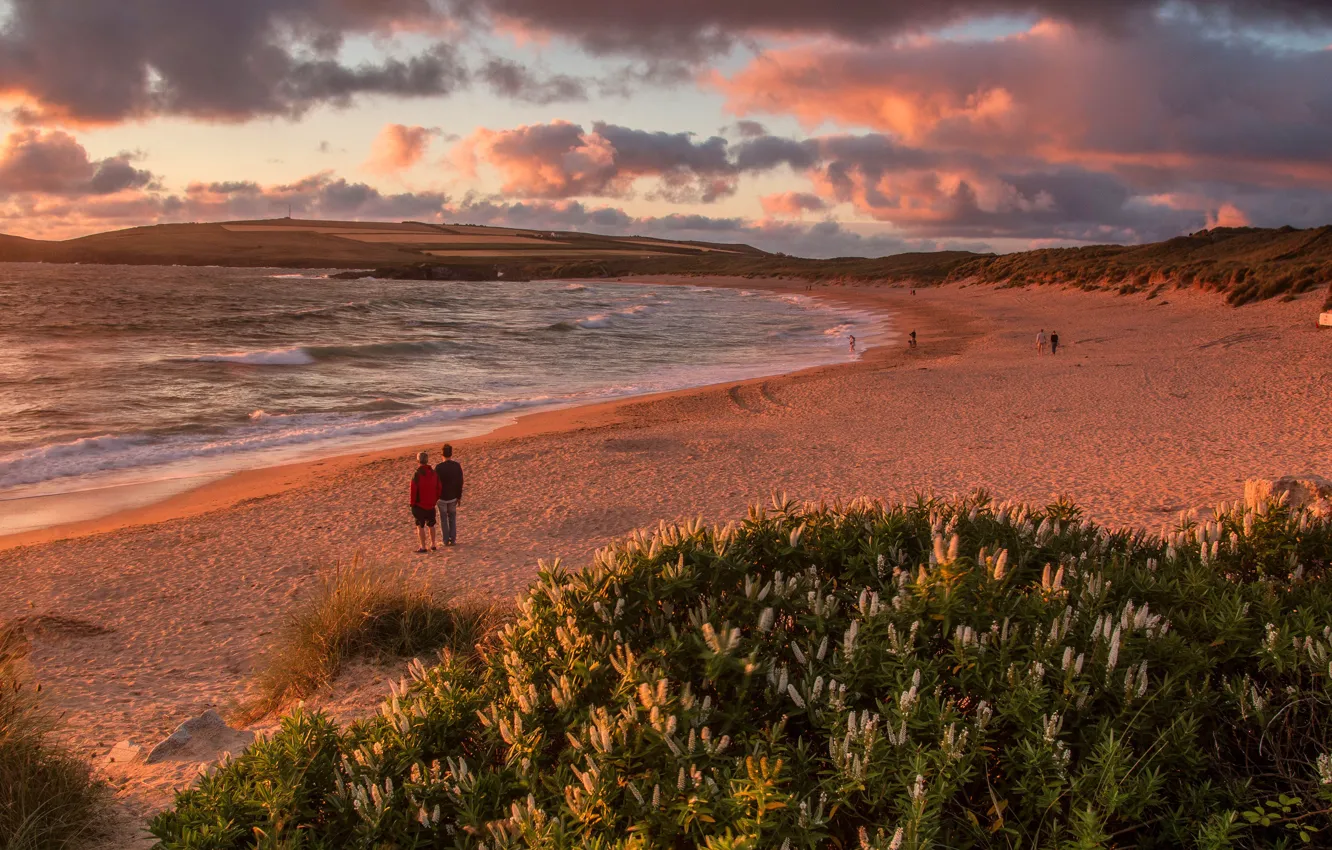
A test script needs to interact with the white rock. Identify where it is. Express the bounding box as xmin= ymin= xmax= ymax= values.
xmin=1245 ymin=475 xmax=1332 ymax=517
xmin=1319 ymin=311 xmax=1332 ymax=328
xmin=144 ymin=709 xmax=254 ymax=765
